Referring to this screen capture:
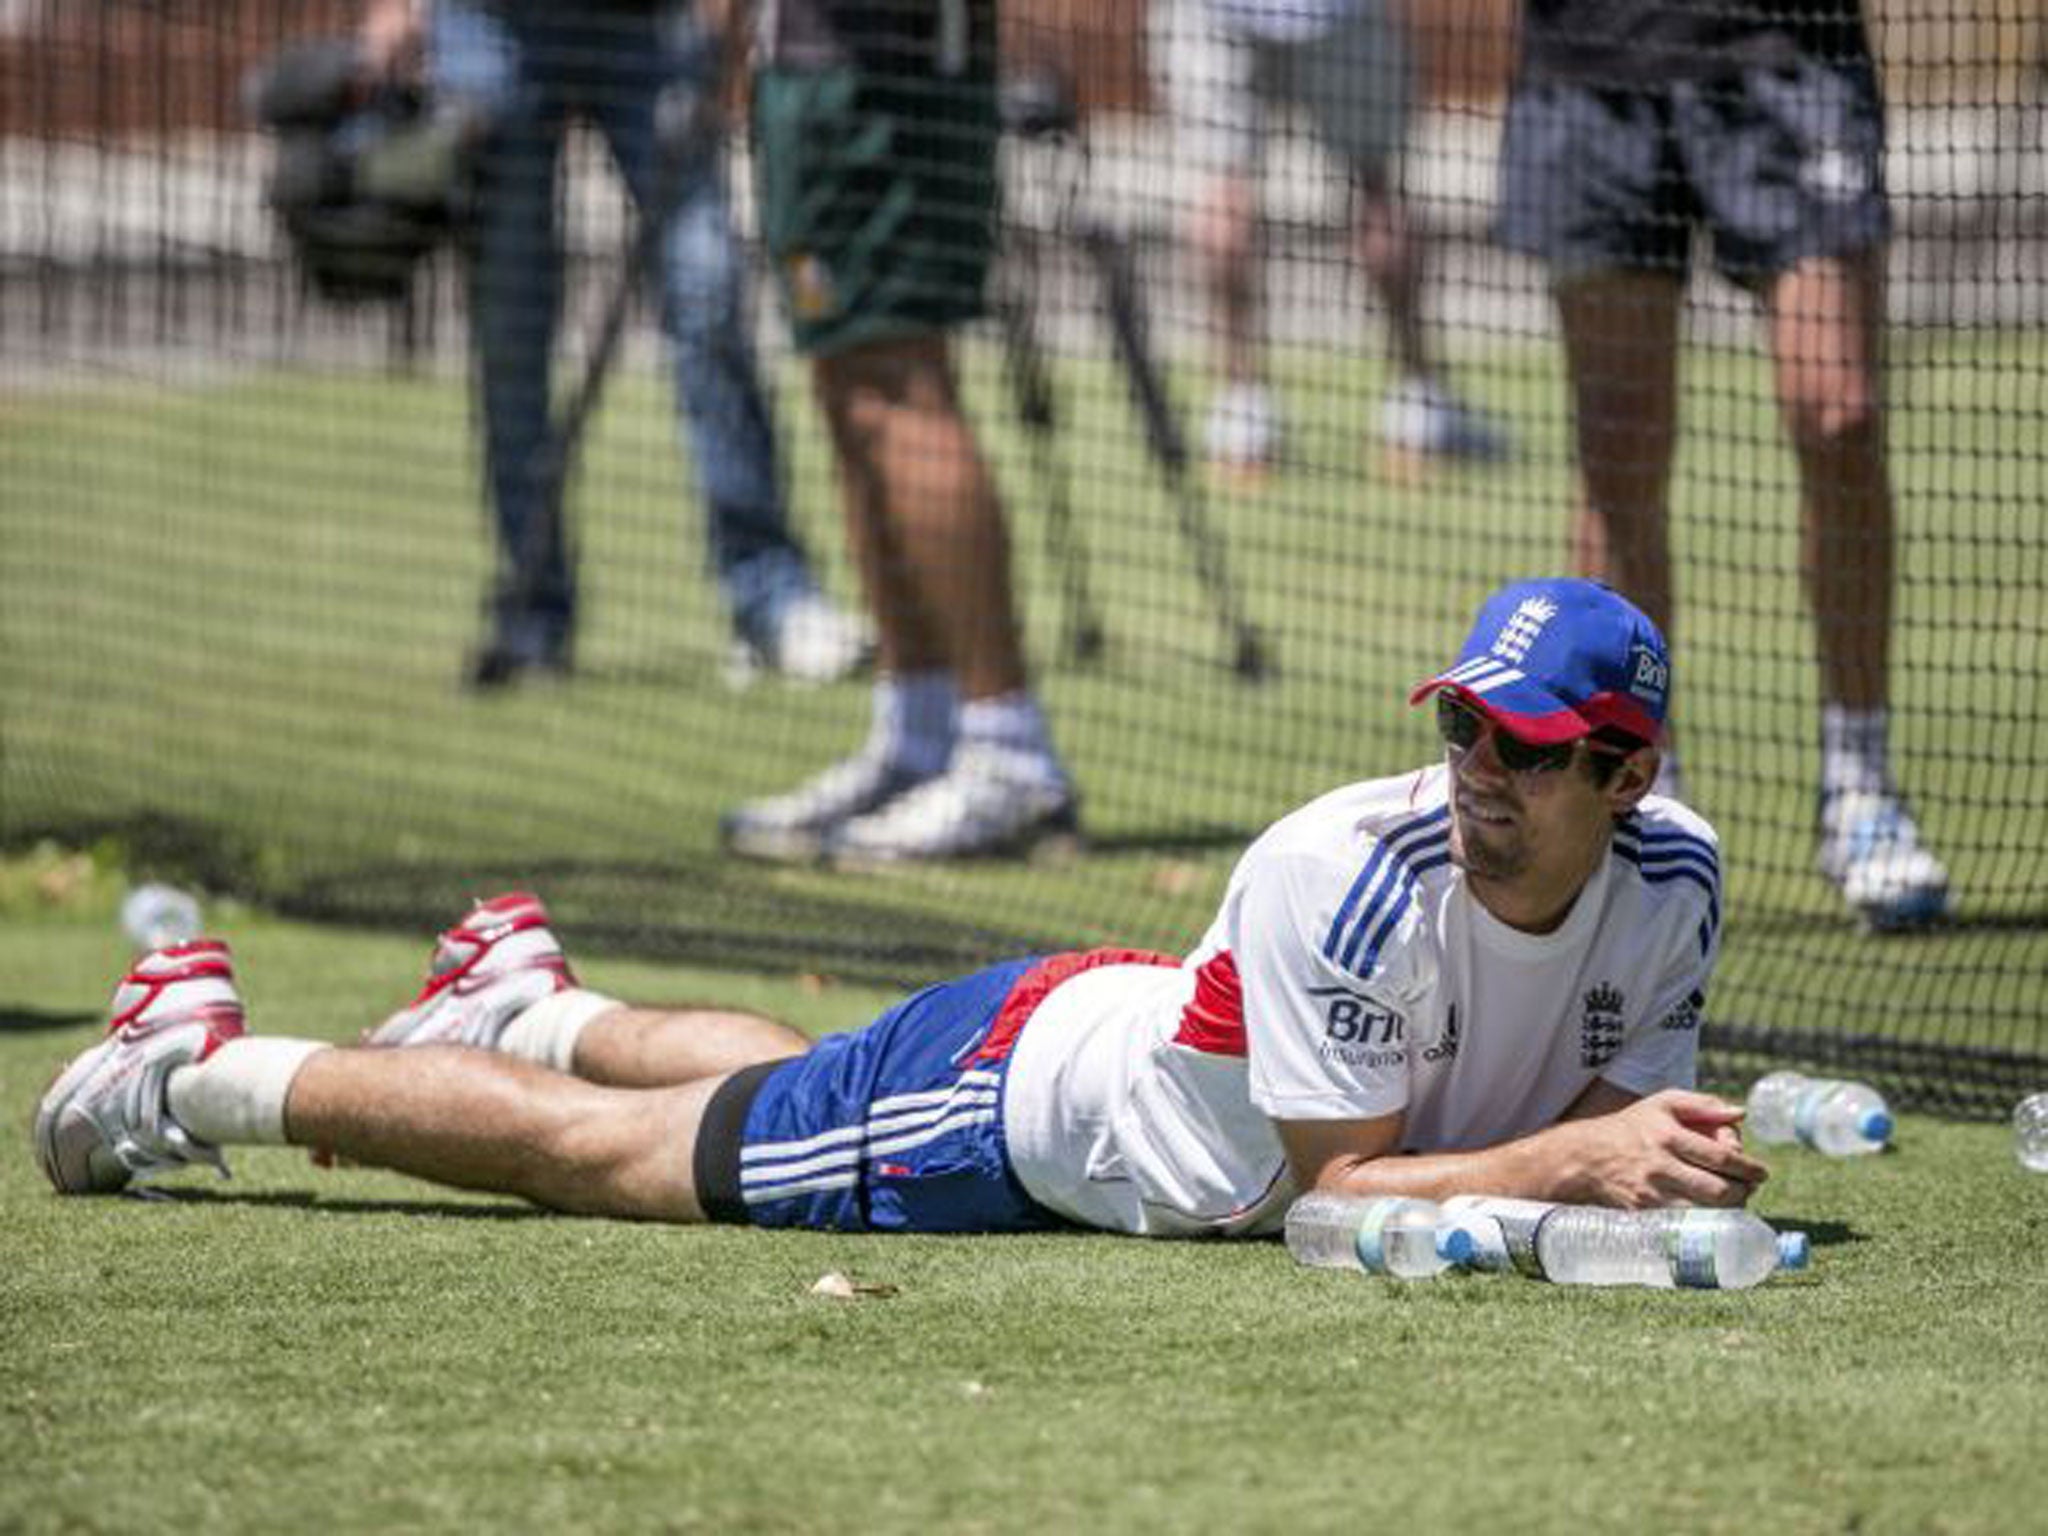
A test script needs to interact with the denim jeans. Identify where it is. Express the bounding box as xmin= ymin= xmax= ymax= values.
xmin=433 ymin=0 xmax=814 ymax=654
